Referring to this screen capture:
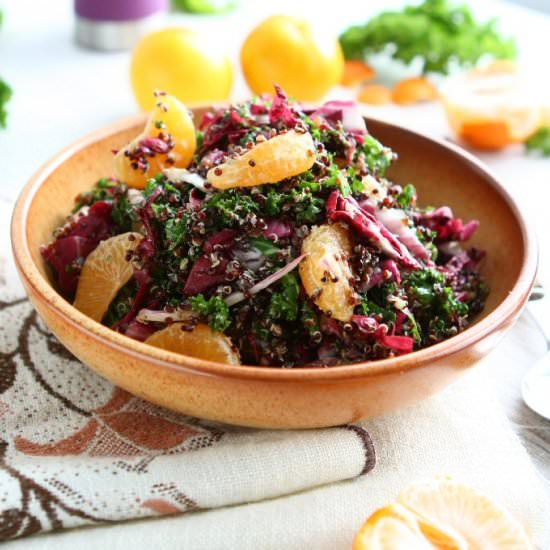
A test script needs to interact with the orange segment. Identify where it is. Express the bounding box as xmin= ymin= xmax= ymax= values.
xmin=353 ymin=504 xmax=436 ymax=550
xmin=144 ymin=323 xmax=240 ymax=364
xmin=392 ymin=77 xmax=438 ymax=105
xmin=358 ymin=84 xmax=392 ymax=105
xmin=73 ymin=232 xmax=143 ymax=322
xmin=206 ymin=130 xmax=315 ymax=189
xmin=299 ymin=223 xmax=357 ymax=322
xmin=460 ymin=120 xmax=513 ymax=150
xmin=114 ymin=94 xmax=196 ymax=189
xmin=353 ymin=479 xmax=533 ymax=550
xmin=342 ymin=60 xmax=376 ymax=87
